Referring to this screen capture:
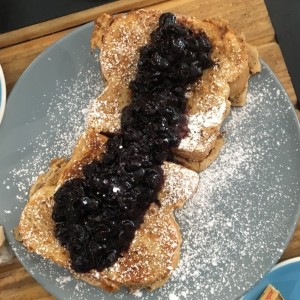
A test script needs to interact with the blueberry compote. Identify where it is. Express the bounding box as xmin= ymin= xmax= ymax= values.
xmin=52 ymin=12 xmax=213 ymax=273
